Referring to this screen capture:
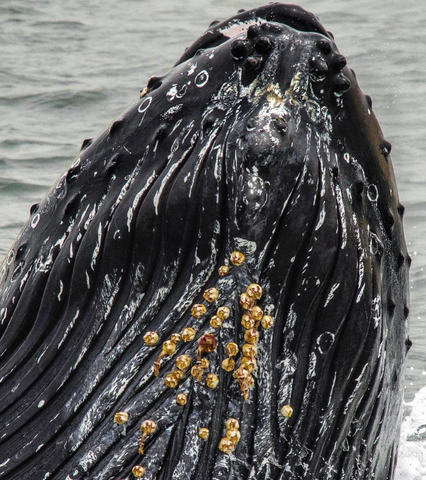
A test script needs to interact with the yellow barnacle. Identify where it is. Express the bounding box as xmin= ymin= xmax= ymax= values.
xmin=132 ymin=465 xmax=146 ymax=478
xmin=225 ymin=418 xmax=240 ymax=431
xmin=198 ymin=427 xmax=210 ymax=440
xmin=210 ymin=315 xmax=224 ymax=329
xmin=261 ymin=314 xmax=275 ymax=330
xmin=218 ymin=265 xmax=230 ymax=276
xmin=230 ymin=251 xmax=245 ymax=267
xmin=281 ymin=404 xmax=294 ymax=418
xmin=217 ymin=306 xmax=231 ymax=320
xmin=246 ymin=283 xmax=263 ymax=300
xmin=205 ymin=373 xmax=219 ymax=389
xmin=244 ymin=329 xmax=260 ymax=345
xmin=176 ymin=393 xmax=187 ymax=406
xmin=162 ymin=340 xmax=177 ymax=355
xmin=226 ymin=429 xmax=241 ymax=445
xmin=164 ymin=374 xmax=179 ymax=389
xmin=219 ymin=437 xmax=235 ymax=454
xmin=203 ymin=287 xmax=219 ymax=303
xmin=170 ymin=333 xmax=182 ymax=344
xmin=241 ymin=314 xmax=255 ymax=329
xmin=222 ymin=357 xmax=236 ymax=372
xmin=143 ymin=331 xmax=159 ymax=346
xmin=242 ymin=343 xmax=257 ymax=358
xmin=240 ymin=292 xmax=254 ymax=310
xmin=250 ymin=305 xmax=263 ymax=322
xmin=172 ymin=369 xmax=184 ymax=381
xmin=114 ymin=411 xmax=129 ymax=425
xmin=226 ymin=342 xmax=239 ymax=357
xmin=176 ymin=355 xmax=191 ymax=370
xmin=241 ymin=356 xmax=257 ymax=373
xmin=182 ymin=327 xmax=196 ymax=342
xmin=200 ymin=358 xmax=210 ymax=369
xmin=191 ymin=304 xmax=207 ymax=318
xmin=191 ymin=364 xmax=204 ymax=381
xmin=141 ymin=419 xmax=157 ymax=435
